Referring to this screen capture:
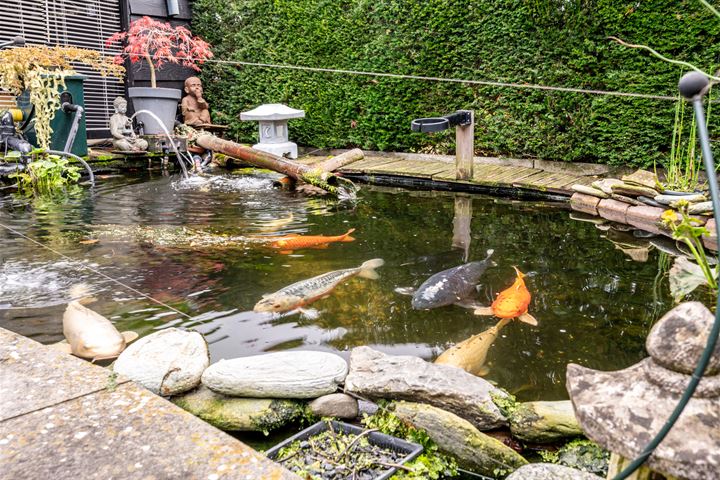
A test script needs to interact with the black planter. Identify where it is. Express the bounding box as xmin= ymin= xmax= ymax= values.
xmin=265 ymin=420 xmax=423 ymax=480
